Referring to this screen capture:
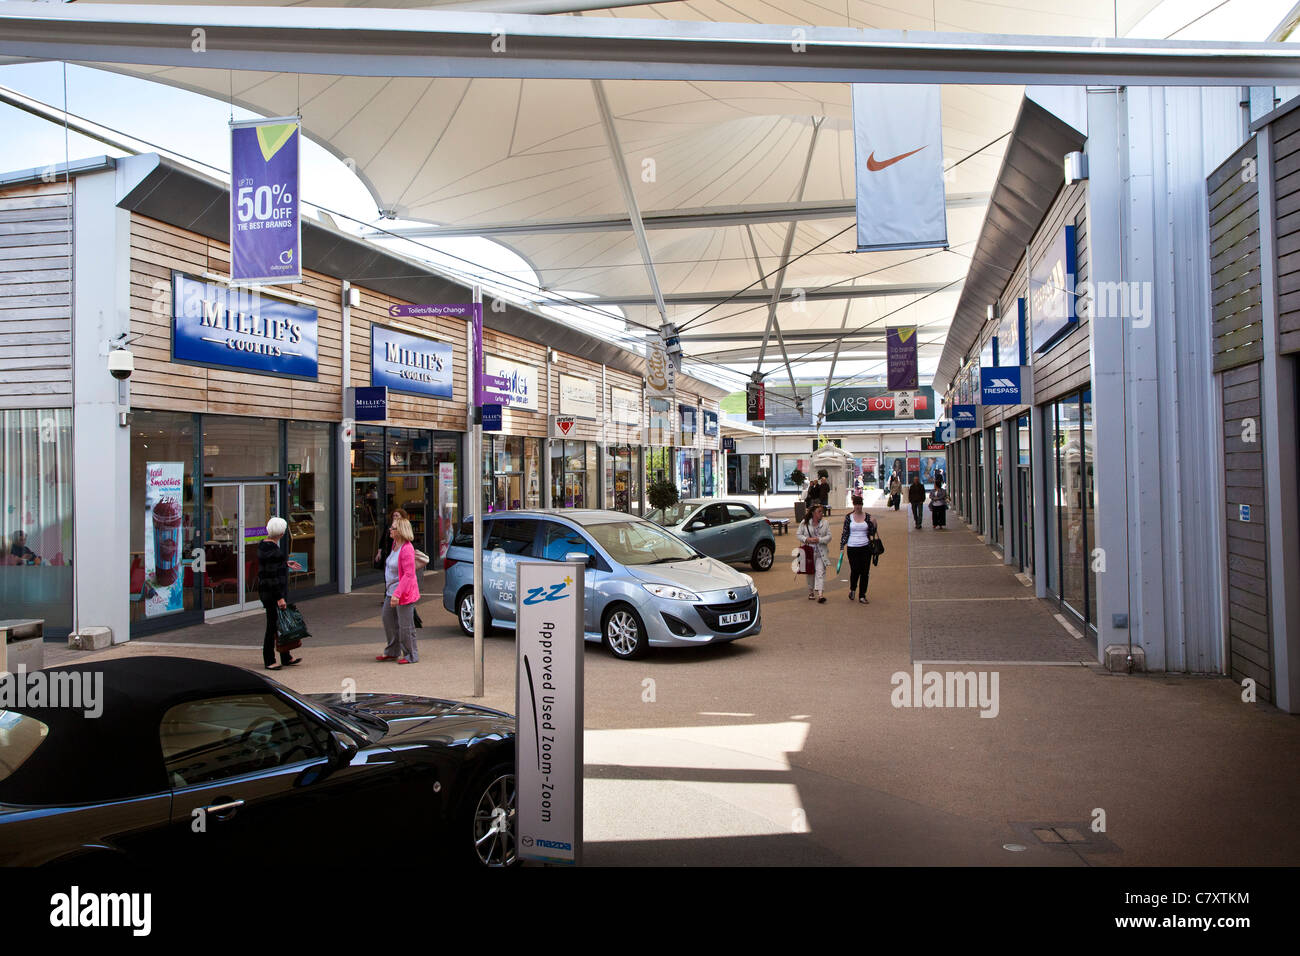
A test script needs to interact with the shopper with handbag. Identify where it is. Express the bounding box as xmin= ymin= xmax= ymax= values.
xmin=257 ymin=516 xmax=303 ymax=670
xmin=840 ymin=494 xmax=878 ymax=604
xmin=930 ymin=478 xmax=949 ymax=530
xmin=796 ymin=503 xmax=831 ymax=603
xmin=888 ymin=472 xmax=902 ymax=511
xmin=378 ymin=514 xmax=421 ymax=664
